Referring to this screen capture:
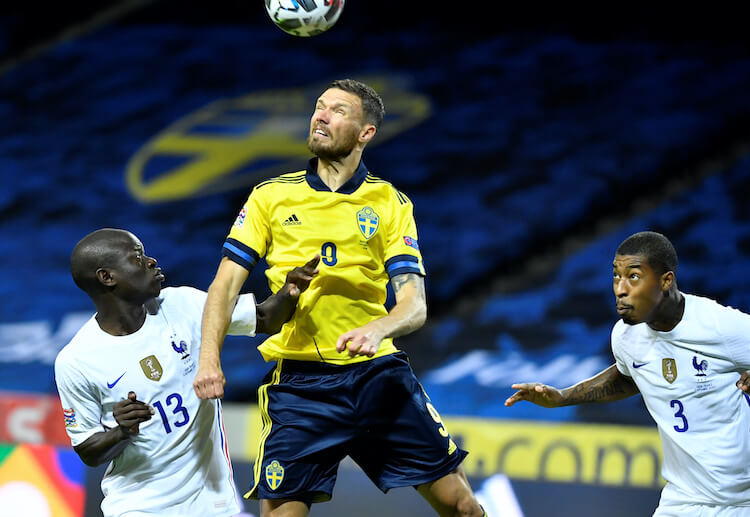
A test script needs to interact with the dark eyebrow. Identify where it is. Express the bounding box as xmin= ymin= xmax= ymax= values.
xmin=613 ymin=263 xmax=643 ymax=269
xmin=316 ymin=99 xmax=348 ymax=110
